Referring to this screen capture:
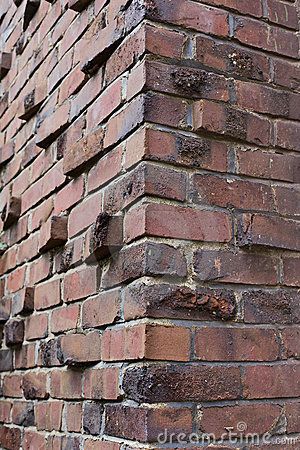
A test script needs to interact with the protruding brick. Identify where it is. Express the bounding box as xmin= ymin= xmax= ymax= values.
xmin=39 ymin=215 xmax=68 ymax=253
xmin=1 ymin=197 xmax=21 ymax=229
xmin=67 ymin=0 xmax=93 ymax=12
xmin=12 ymin=287 xmax=34 ymax=316
xmin=63 ymin=127 xmax=105 ymax=176
xmin=4 ymin=319 xmax=24 ymax=346
xmin=85 ymin=213 xmax=123 ymax=262
xmin=23 ymin=0 xmax=41 ymax=31
xmin=0 ymin=53 xmax=12 ymax=80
